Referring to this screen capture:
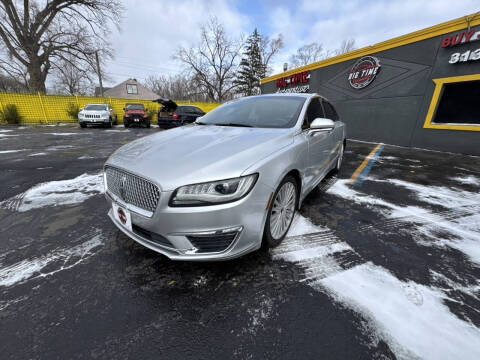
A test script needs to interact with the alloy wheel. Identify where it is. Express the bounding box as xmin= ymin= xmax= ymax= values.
xmin=269 ymin=181 xmax=296 ymax=240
